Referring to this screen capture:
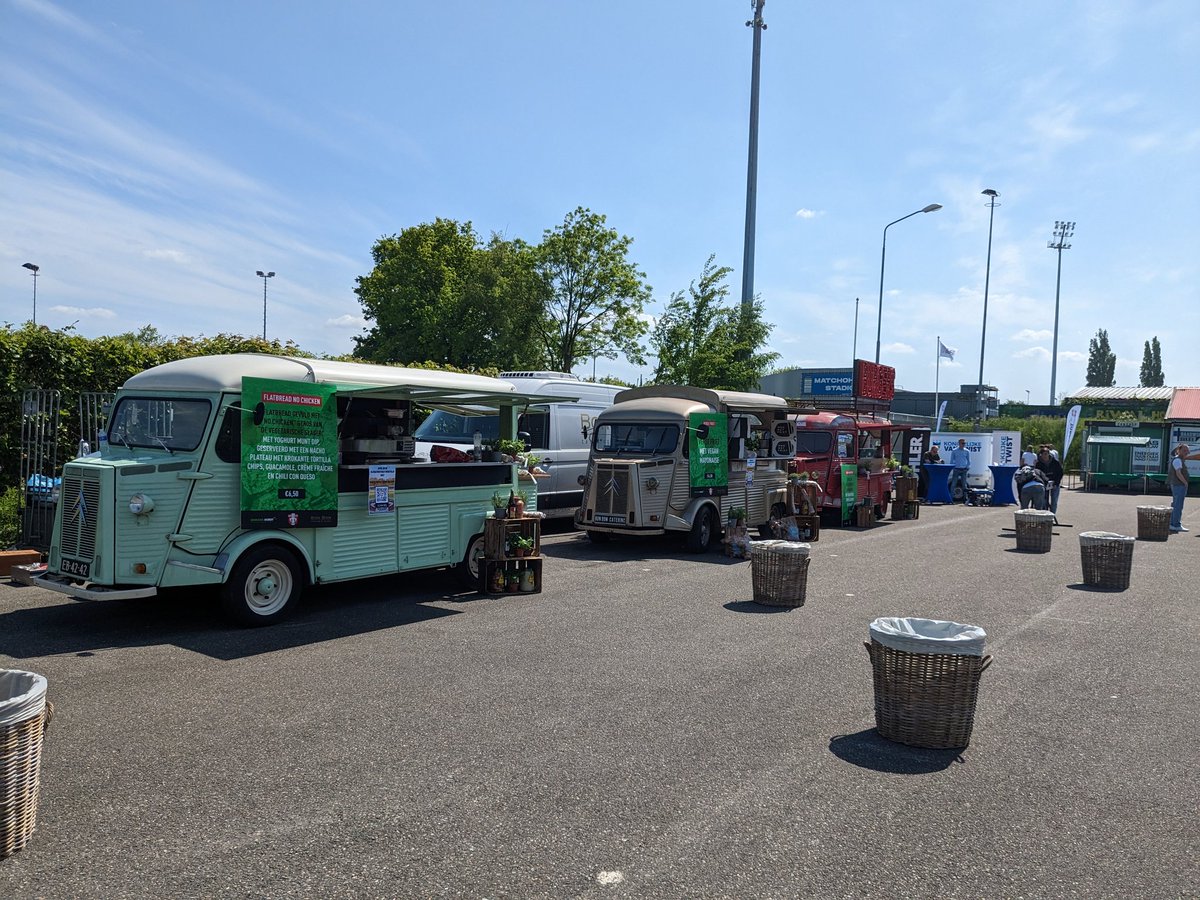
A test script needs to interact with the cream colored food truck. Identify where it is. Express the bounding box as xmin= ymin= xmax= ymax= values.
xmin=574 ymin=386 xmax=794 ymax=551
xmin=35 ymin=355 xmax=570 ymax=625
